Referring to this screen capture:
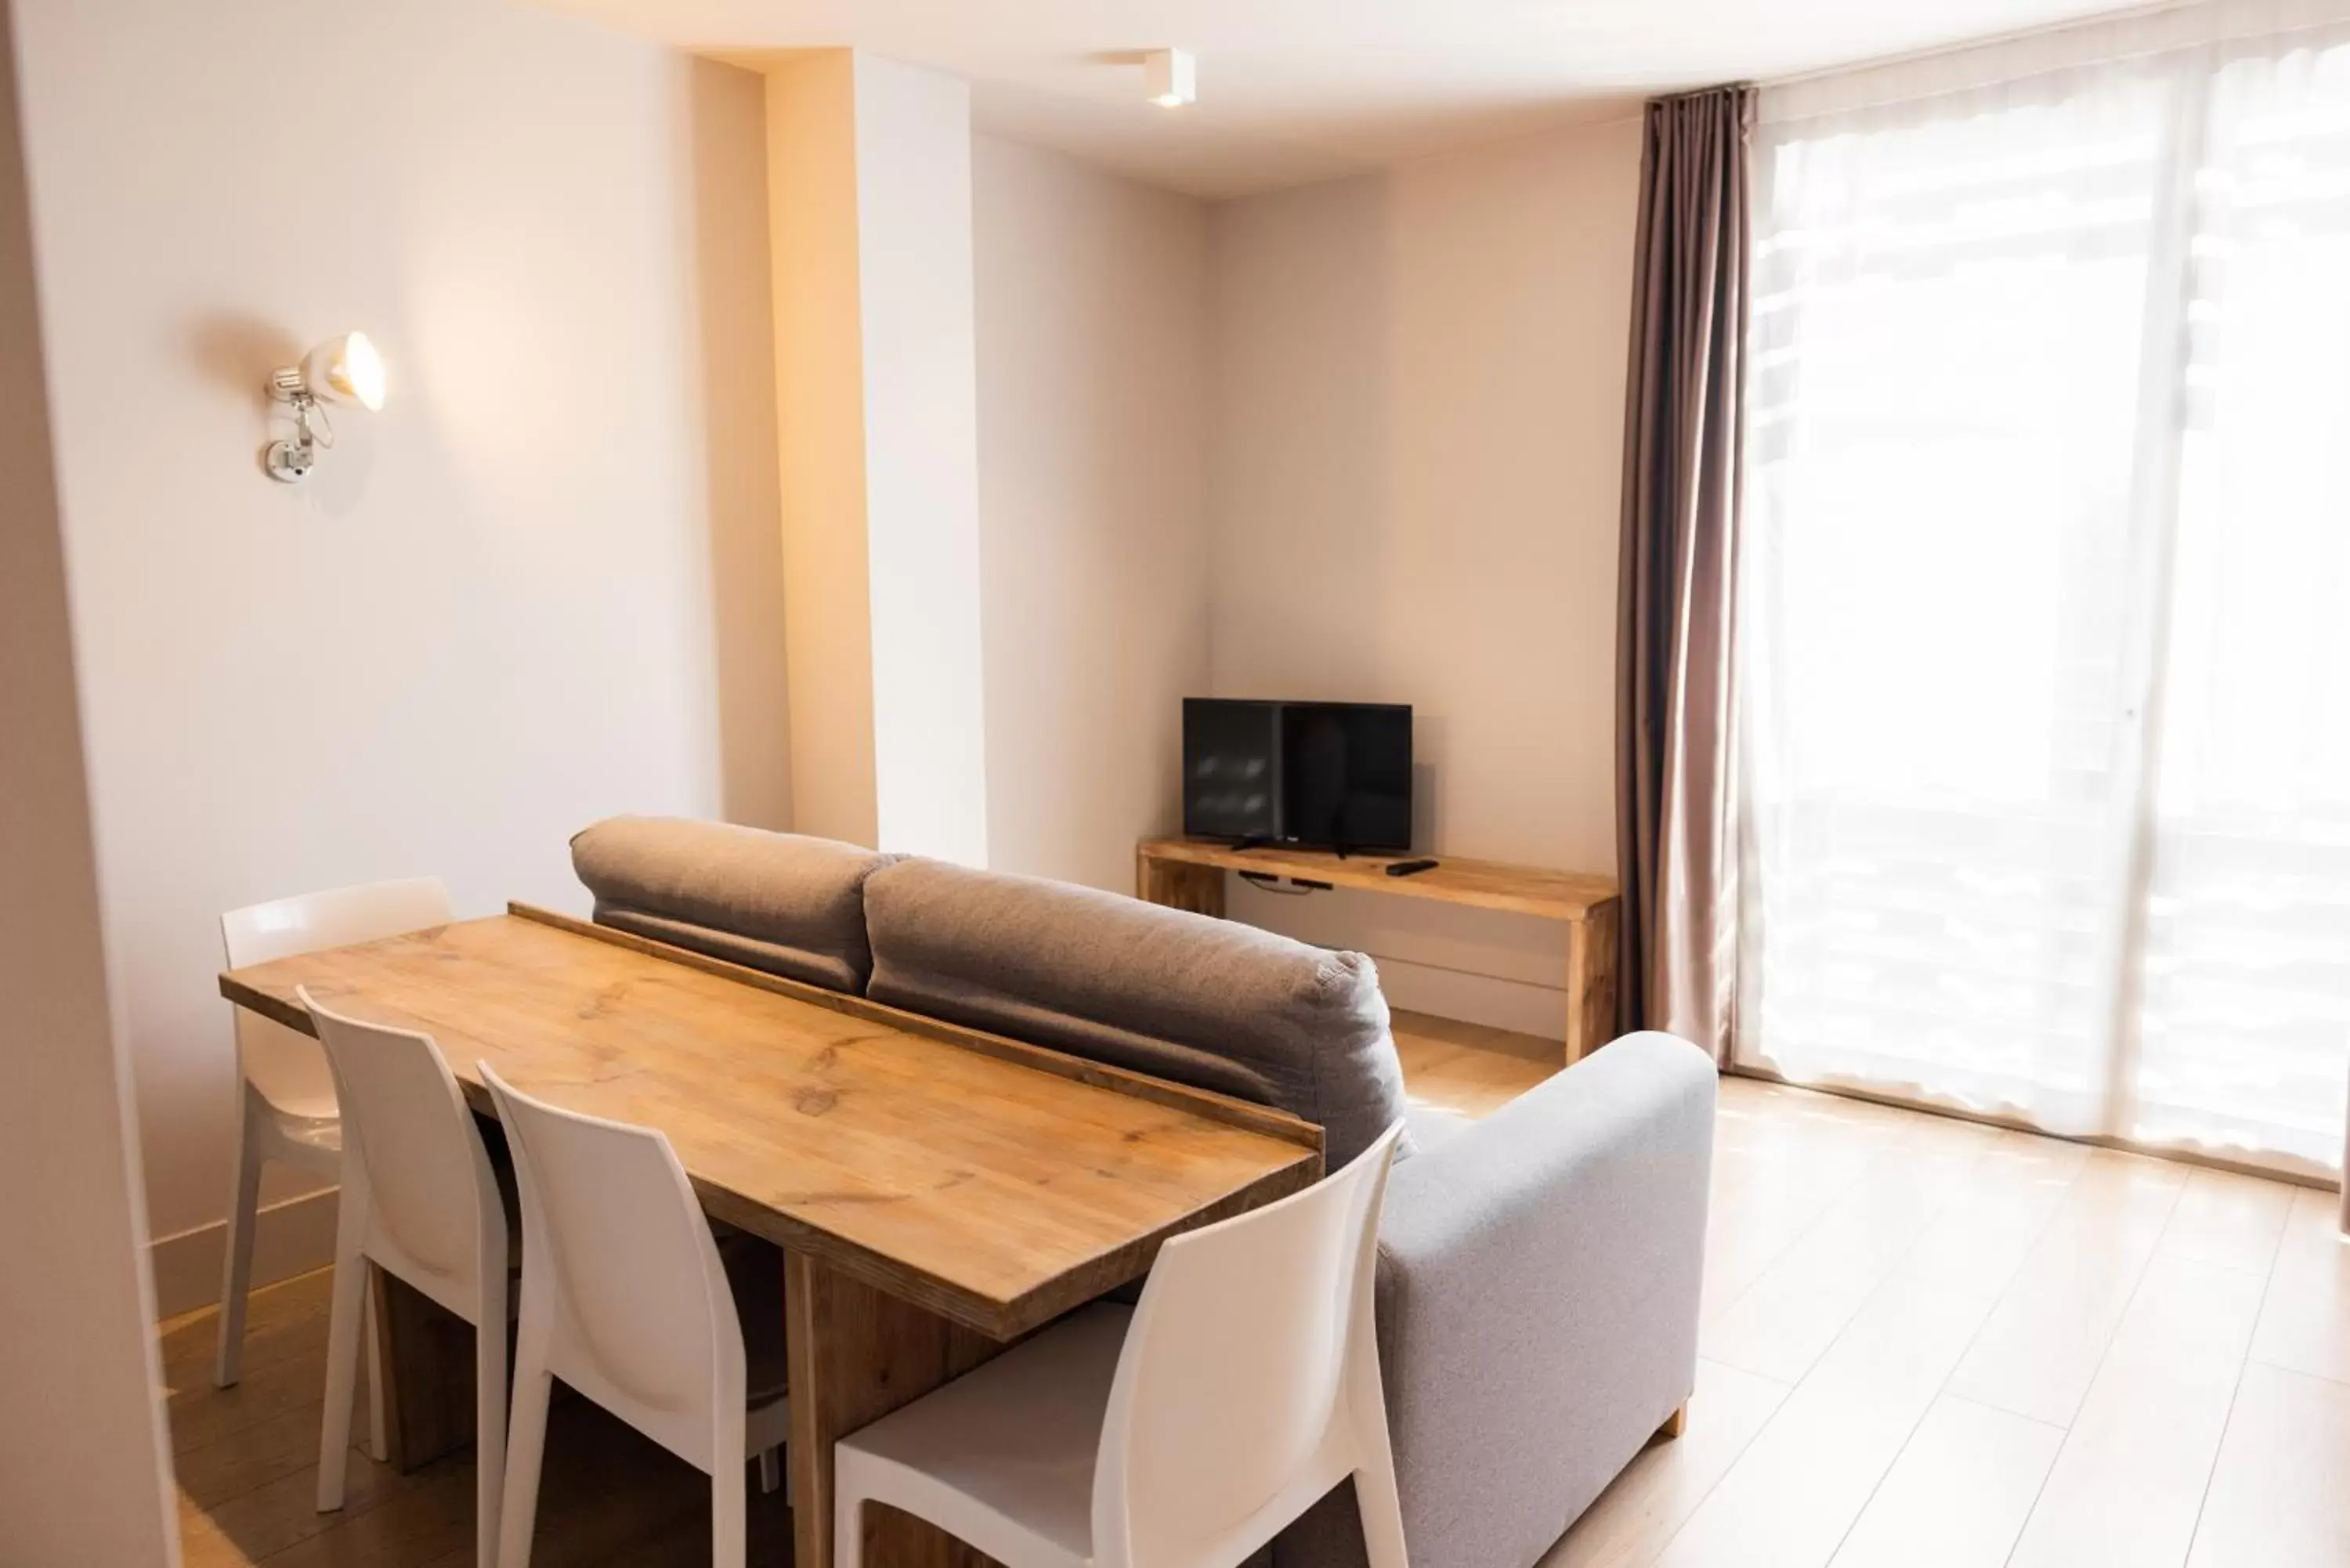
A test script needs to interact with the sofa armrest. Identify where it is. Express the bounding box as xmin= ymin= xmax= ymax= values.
xmin=1275 ymin=1031 xmax=1717 ymax=1568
